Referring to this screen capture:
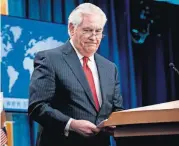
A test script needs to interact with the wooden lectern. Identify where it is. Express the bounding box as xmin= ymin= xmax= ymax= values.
xmin=101 ymin=100 xmax=179 ymax=145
